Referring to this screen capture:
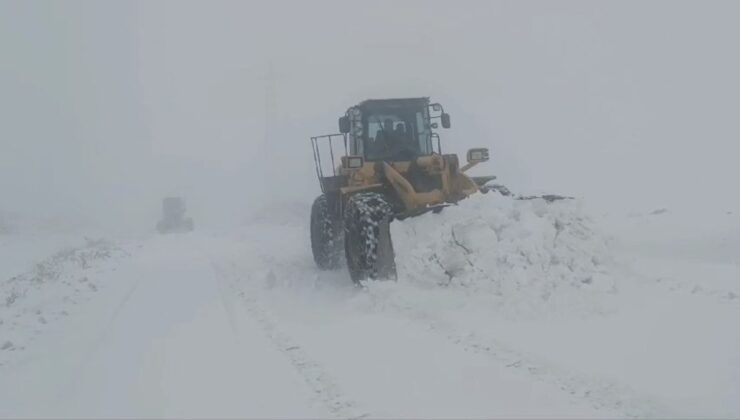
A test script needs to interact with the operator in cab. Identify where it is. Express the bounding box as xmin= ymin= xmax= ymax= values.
xmin=373 ymin=119 xmax=417 ymax=160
